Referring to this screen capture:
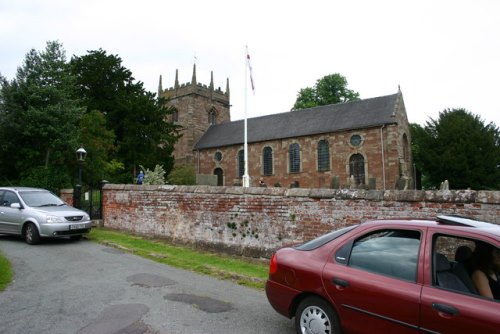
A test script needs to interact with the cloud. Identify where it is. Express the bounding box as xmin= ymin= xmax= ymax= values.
xmin=1 ymin=0 xmax=499 ymax=126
